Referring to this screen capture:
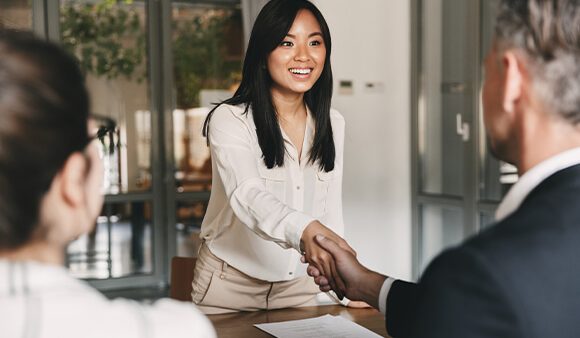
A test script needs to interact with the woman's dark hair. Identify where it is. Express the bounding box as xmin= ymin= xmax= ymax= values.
xmin=0 ymin=30 xmax=89 ymax=249
xmin=203 ymin=0 xmax=335 ymax=172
